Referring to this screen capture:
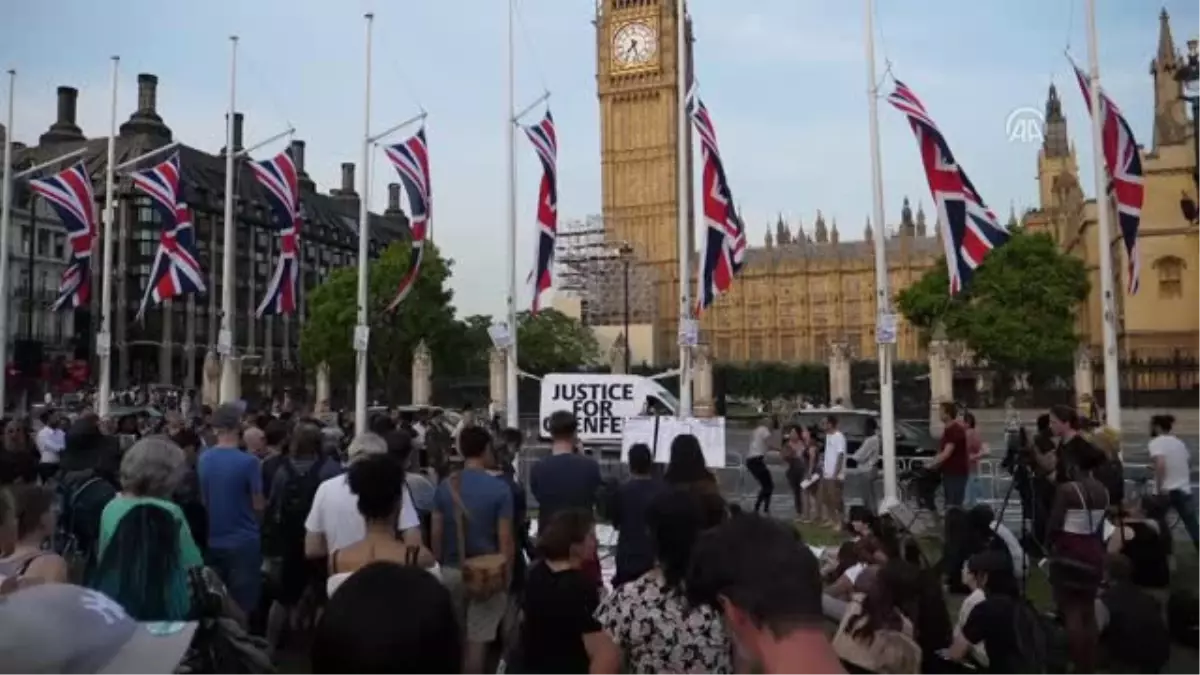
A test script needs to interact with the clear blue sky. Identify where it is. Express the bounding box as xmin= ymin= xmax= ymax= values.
xmin=3 ymin=0 xmax=1196 ymax=317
